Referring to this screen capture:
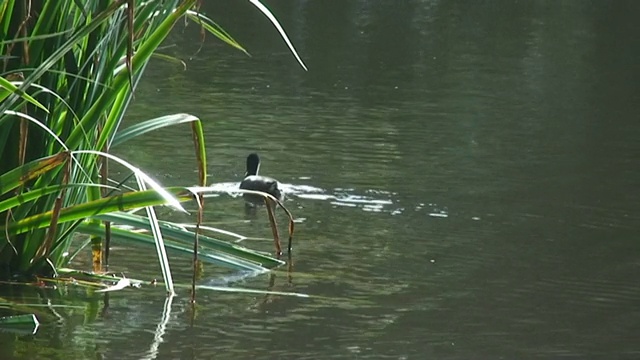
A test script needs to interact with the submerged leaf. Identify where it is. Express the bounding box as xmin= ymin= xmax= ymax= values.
xmin=0 ymin=314 xmax=40 ymax=335
xmin=95 ymin=277 xmax=131 ymax=292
